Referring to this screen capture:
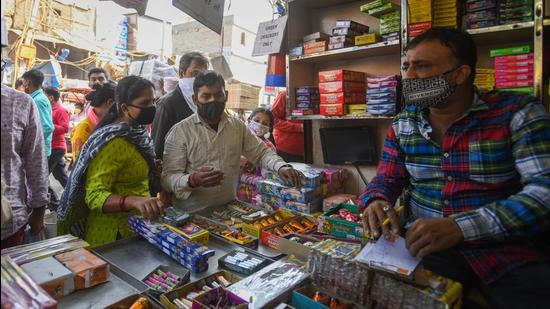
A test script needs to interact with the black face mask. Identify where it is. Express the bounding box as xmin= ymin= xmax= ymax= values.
xmin=127 ymin=104 xmax=156 ymax=125
xmin=197 ymin=101 xmax=226 ymax=121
